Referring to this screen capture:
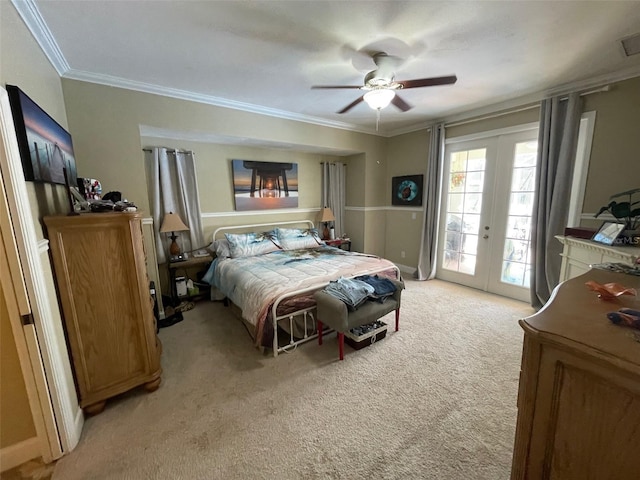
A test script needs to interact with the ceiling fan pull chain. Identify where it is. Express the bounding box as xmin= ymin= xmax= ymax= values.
xmin=376 ymin=109 xmax=381 ymax=131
